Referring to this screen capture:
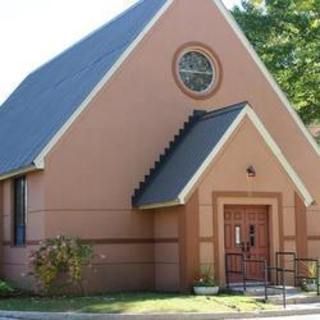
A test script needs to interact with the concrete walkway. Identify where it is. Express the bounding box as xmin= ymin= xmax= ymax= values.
xmin=1 ymin=303 xmax=320 ymax=320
